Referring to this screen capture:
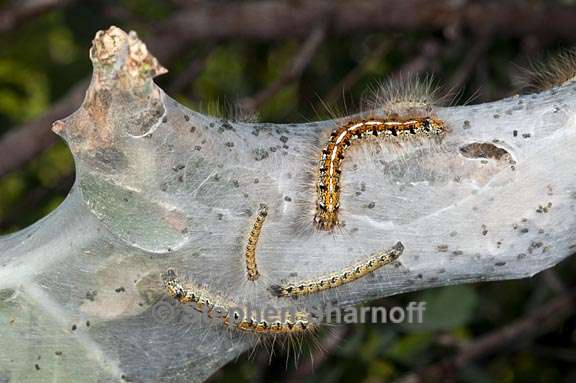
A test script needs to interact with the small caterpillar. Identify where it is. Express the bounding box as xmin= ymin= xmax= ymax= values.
xmin=315 ymin=116 xmax=446 ymax=231
xmin=245 ymin=205 xmax=268 ymax=281
xmin=270 ymin=241 xmax=404 ymax=298
xmin=162 ymin=269 xmax=316 ymax=334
